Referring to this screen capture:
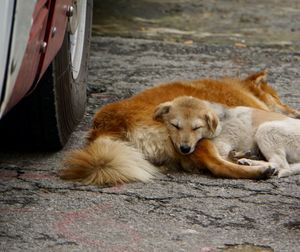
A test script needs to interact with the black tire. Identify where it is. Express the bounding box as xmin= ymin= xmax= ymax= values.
xmin=0 ymin=0 xmax=93 ymax=151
